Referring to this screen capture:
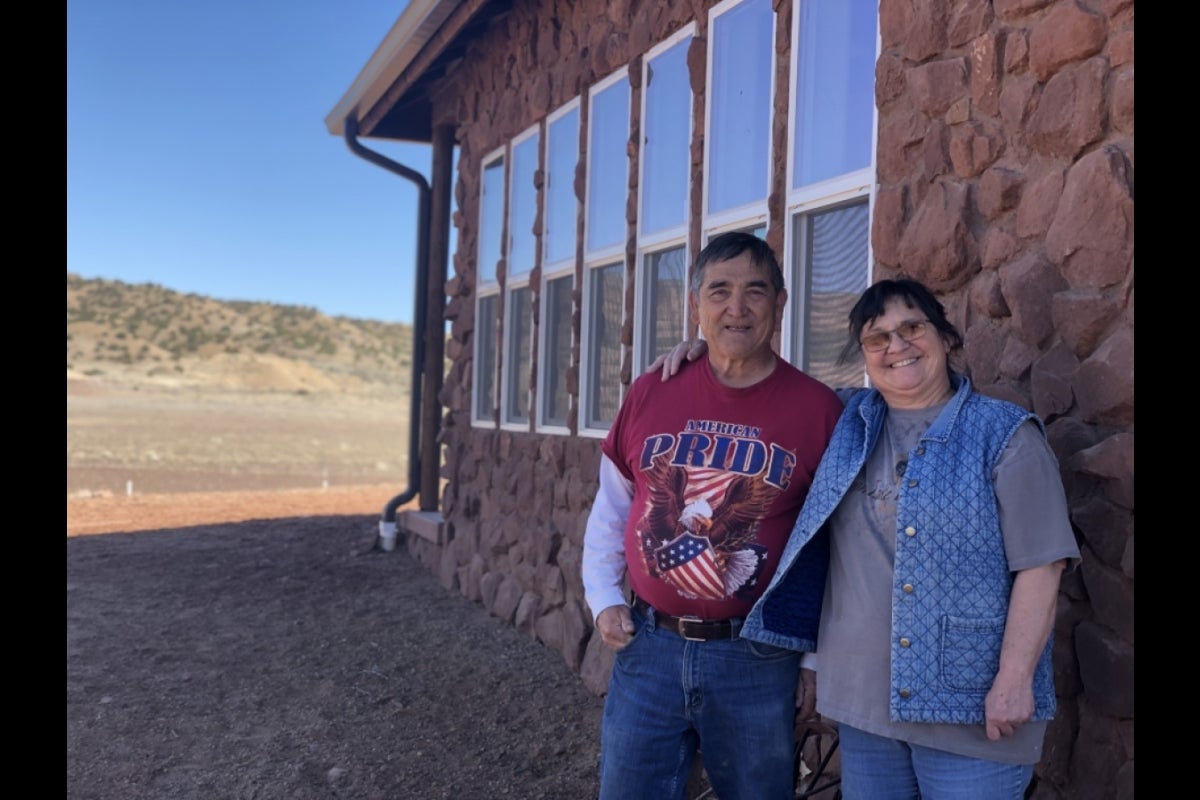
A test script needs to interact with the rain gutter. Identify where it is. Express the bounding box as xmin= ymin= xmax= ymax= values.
xmin=341 ymin=115 xmax=430 ymax=551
